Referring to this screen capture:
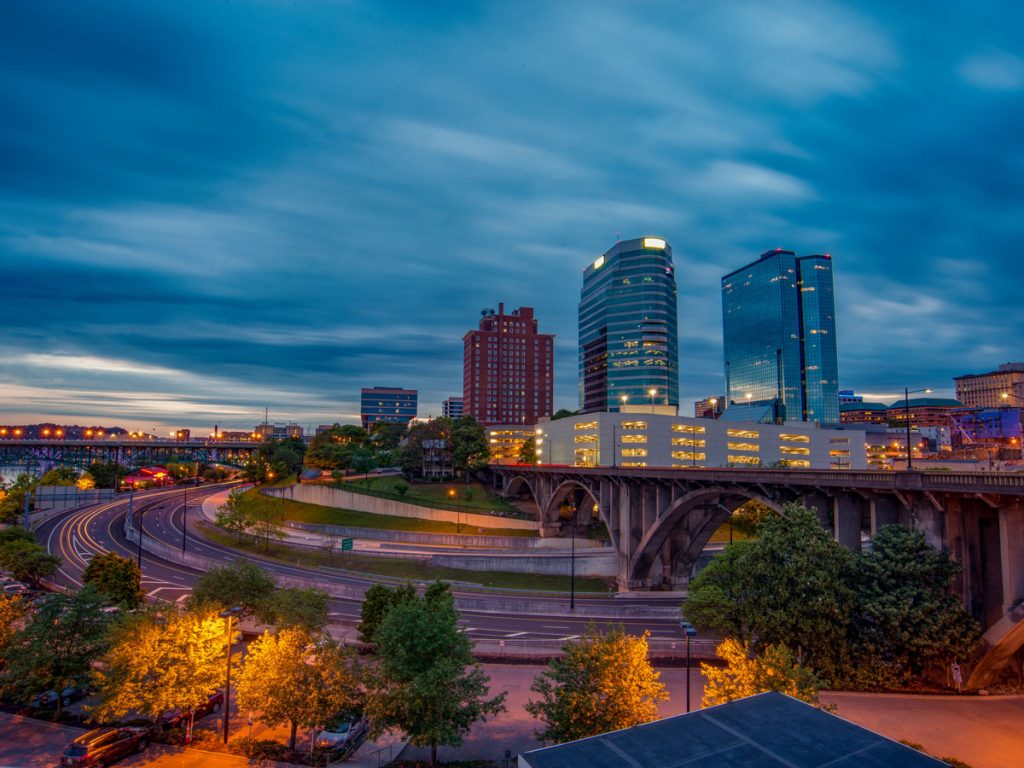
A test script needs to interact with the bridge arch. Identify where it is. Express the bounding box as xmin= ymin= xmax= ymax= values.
xmin=540 ymin=479 xmax=607 ymax=543
xmin=628 ymin=488 xmax=784 ymax=586
xmin=501 ymin=474 xmax=543 ymax=526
